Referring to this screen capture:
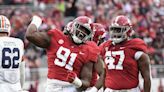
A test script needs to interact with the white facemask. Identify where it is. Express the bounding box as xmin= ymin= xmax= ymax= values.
xmin=112 ymin=38 xmax=125 ymax=44
xmin=72 ymin=35 xmax=83 ymax=44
